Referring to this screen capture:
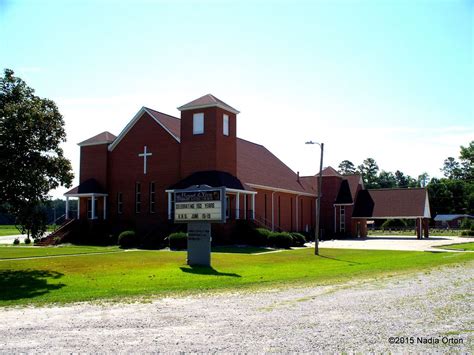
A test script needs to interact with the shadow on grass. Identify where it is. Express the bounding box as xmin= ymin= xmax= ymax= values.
xmin=318 ymin=254 xmax=362 ymax=265
xmin=180 ymin=266 xmax=241 ymax=277
xmin=0 ymin=269 xmax=65 ymax=301
xmin=211 ymin=246 xmax=270 ymax=254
